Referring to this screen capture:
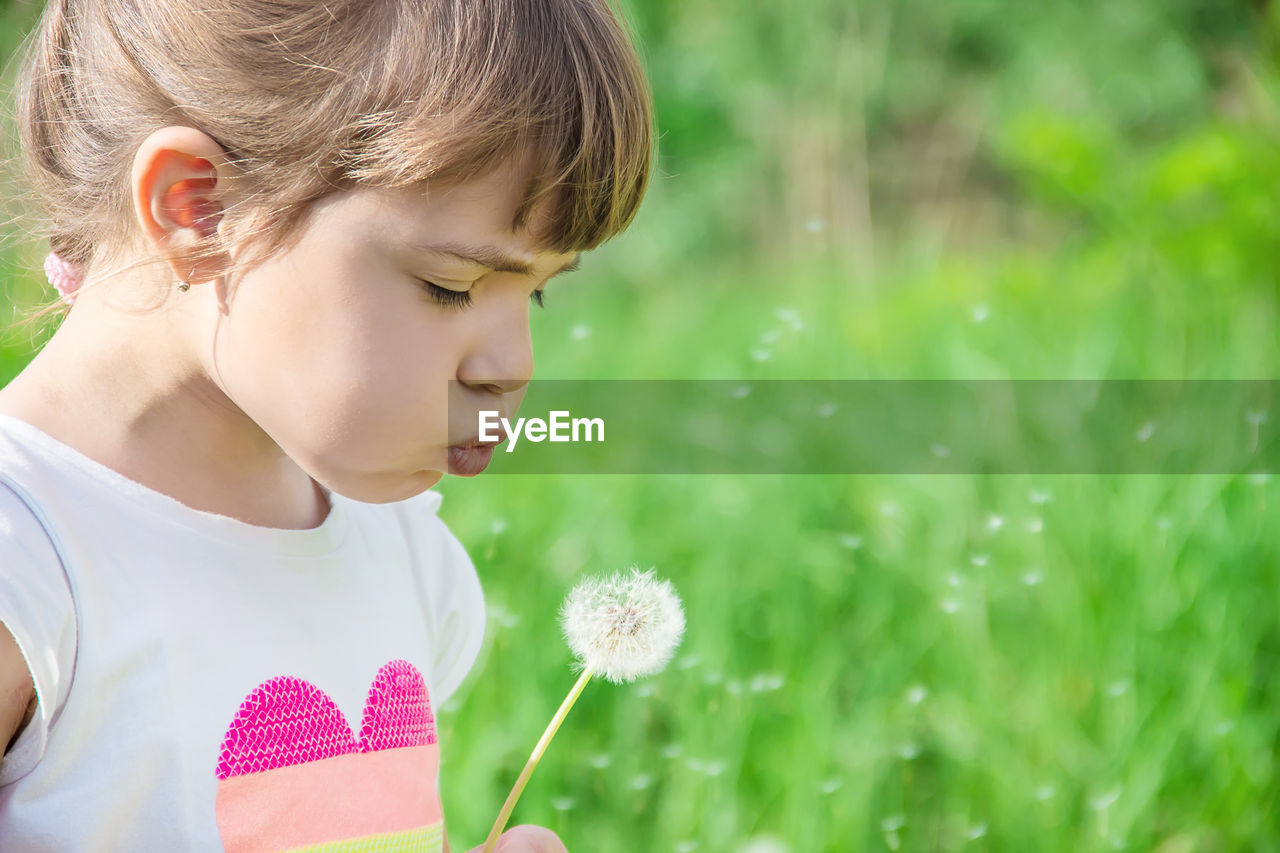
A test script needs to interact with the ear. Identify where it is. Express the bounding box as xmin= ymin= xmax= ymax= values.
xmin=130 ymin=125 xmax=235 ymax=289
